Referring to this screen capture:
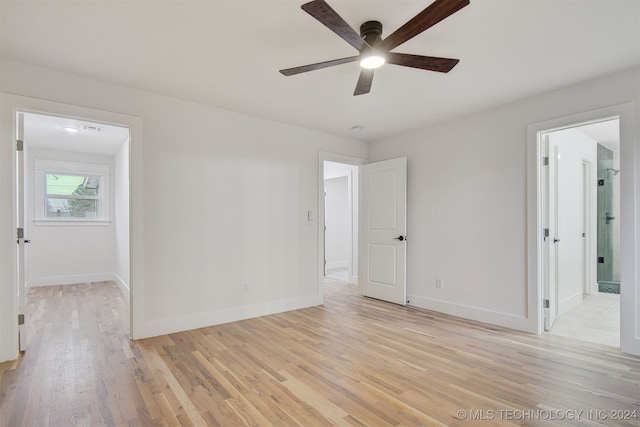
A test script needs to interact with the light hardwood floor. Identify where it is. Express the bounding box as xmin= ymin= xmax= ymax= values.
xmin=1 ymin=280 xmax=638 ymax=426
